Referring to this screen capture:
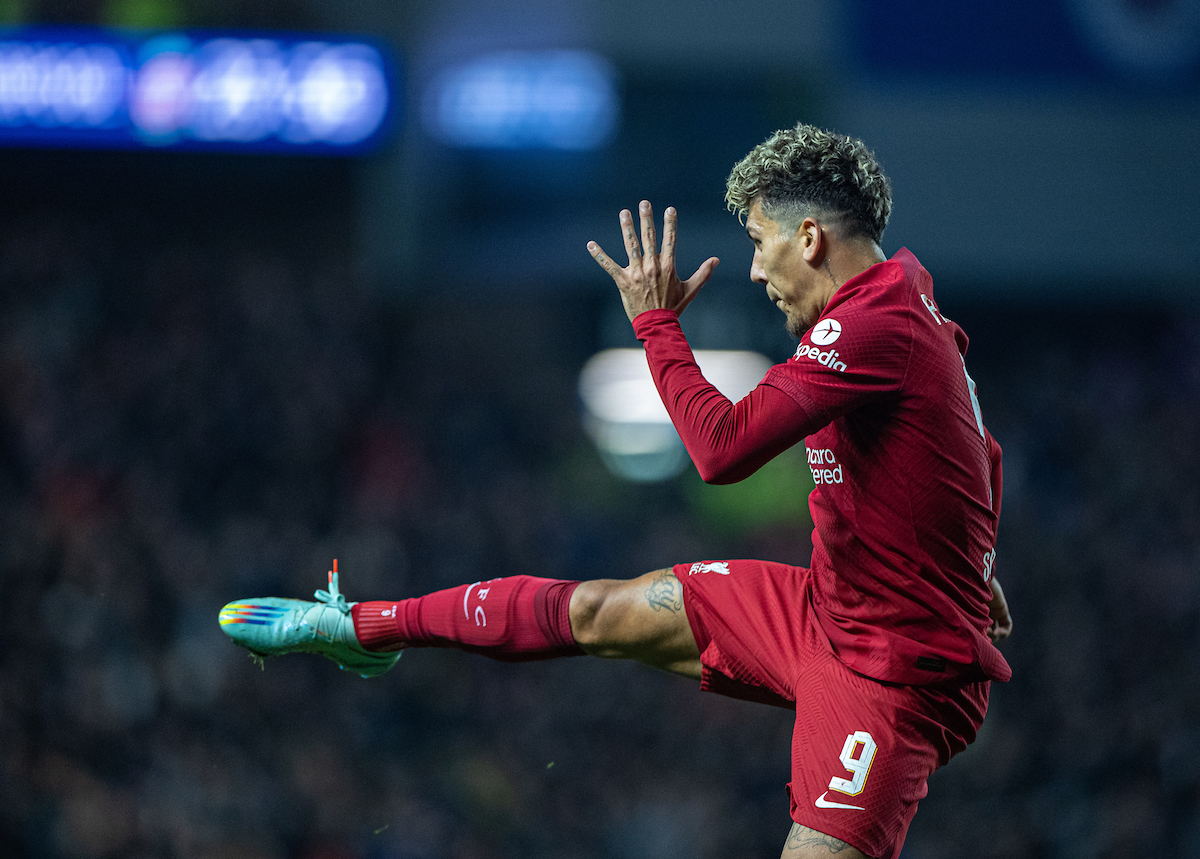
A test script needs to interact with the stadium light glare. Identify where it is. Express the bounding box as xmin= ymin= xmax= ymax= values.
xmin=579 ymin=348 xmax=771 ymax=483
xmin=424 ymin=49 xmax=619 ymax=151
